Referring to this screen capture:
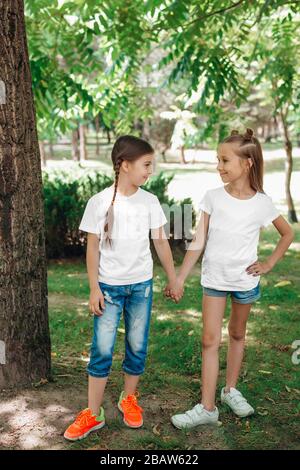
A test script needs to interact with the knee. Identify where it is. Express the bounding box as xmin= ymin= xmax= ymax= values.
xmin=95 ymin=335 xmax=114 ymax=358
xmin=228 ymin=326 xmax=245 ymax=342
xmin=91 ymin=341 xmax=113 ymax=364
xmin=202 ymin=333 xmax=221 ymax=350
xmin=127 ymin=335 xmax=144 ymax=355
